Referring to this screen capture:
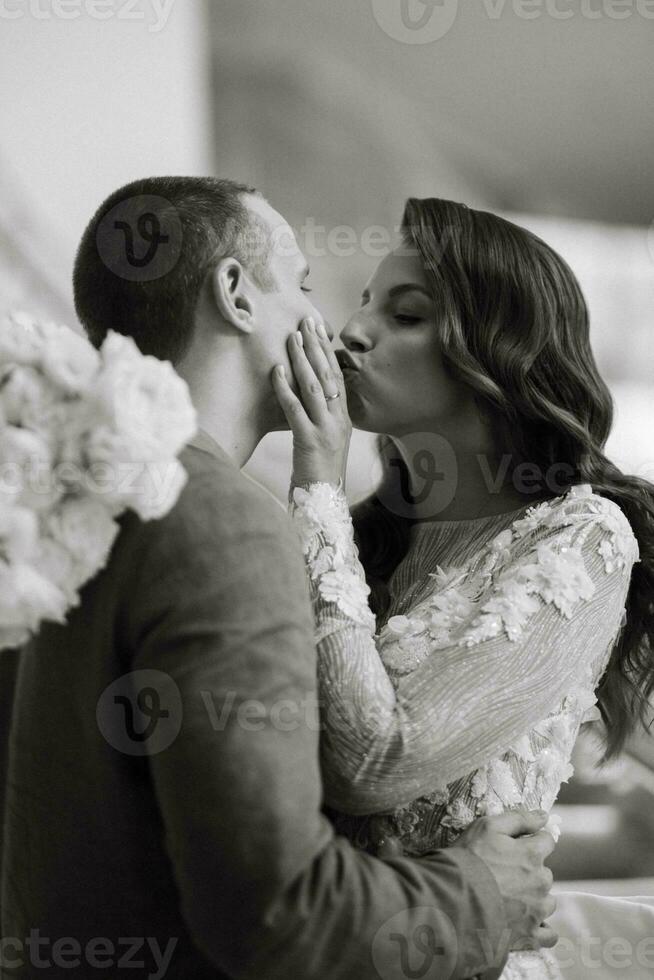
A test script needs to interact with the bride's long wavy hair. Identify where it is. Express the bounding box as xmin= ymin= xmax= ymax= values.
xmin=352 ymin=197 xmax=654 ymax=759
